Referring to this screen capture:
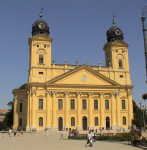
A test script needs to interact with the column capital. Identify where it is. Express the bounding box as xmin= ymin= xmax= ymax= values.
xmin=88 ymin=92 xmax=93 ymax=95
xmin=115 ymin=93 xmax=120 ymax=96
xmin=100 ymin=93 xmax=105 ymax=95
xmin=127 ymin=93 xmax=132 ymax=96
xmin=111 ymin=93 xmax=115 ymax=95
xmin=31 ymin=91 xmax=36 ymax=94
xmin=64 ymin=92 xmax=70 ymax=95
xmin=14 ymin=96 xmax=18 ymax=99
xmin=52 ymin=91 xmax=57 ymax=94
xmin=77 ymin=92 xmax=82 ymax=95
xmin=46 ymin=91 xmax=51 ymax=94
